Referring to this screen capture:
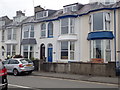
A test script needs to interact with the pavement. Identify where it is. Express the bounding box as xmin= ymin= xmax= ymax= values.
xmin=32 ymin=71 xmax=119 ymax=85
